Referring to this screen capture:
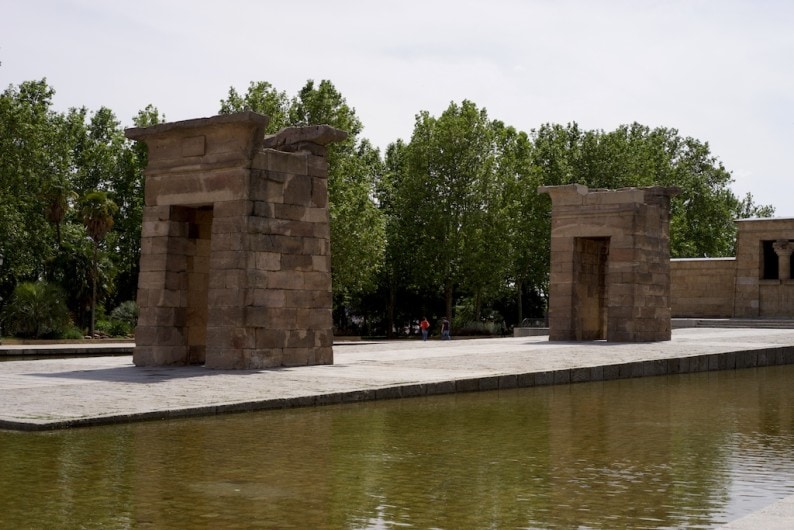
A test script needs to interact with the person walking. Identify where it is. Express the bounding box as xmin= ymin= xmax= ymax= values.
xmin=441 ymin=317 xmax=451 ymax=340
xmin=420 ymin=317 xmax=430 ymax=341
